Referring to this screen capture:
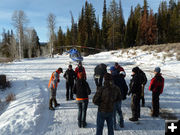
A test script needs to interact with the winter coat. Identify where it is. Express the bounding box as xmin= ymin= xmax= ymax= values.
xmin=75 ymin=66 xmax=86 ymax=80
xmin=93 ymin=80 xmax=121 ymax=112
xmin=138 ymin=69 xmax=147 ymax=85
xmin=94 ymin=63 xmax=107 ymax=77
xmin=63 ymin=69 xmax=76 ymax=84
xmin=129 ymin=74 xmax=142 ymax=96
xmin=149 ymin=73 xmax=164 ymax=94
xmin=48 ymin=70 xmax=60 ymax=90
xmin=112 ymin=74 xmax=128 ymax=100
xmin=73 ymin=79 xmax=91 ymax=100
